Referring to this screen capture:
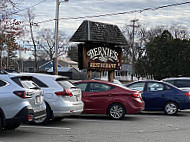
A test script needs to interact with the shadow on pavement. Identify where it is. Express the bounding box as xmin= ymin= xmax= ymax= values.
xmin=137 ymin=110 xmax=189 ymax=117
